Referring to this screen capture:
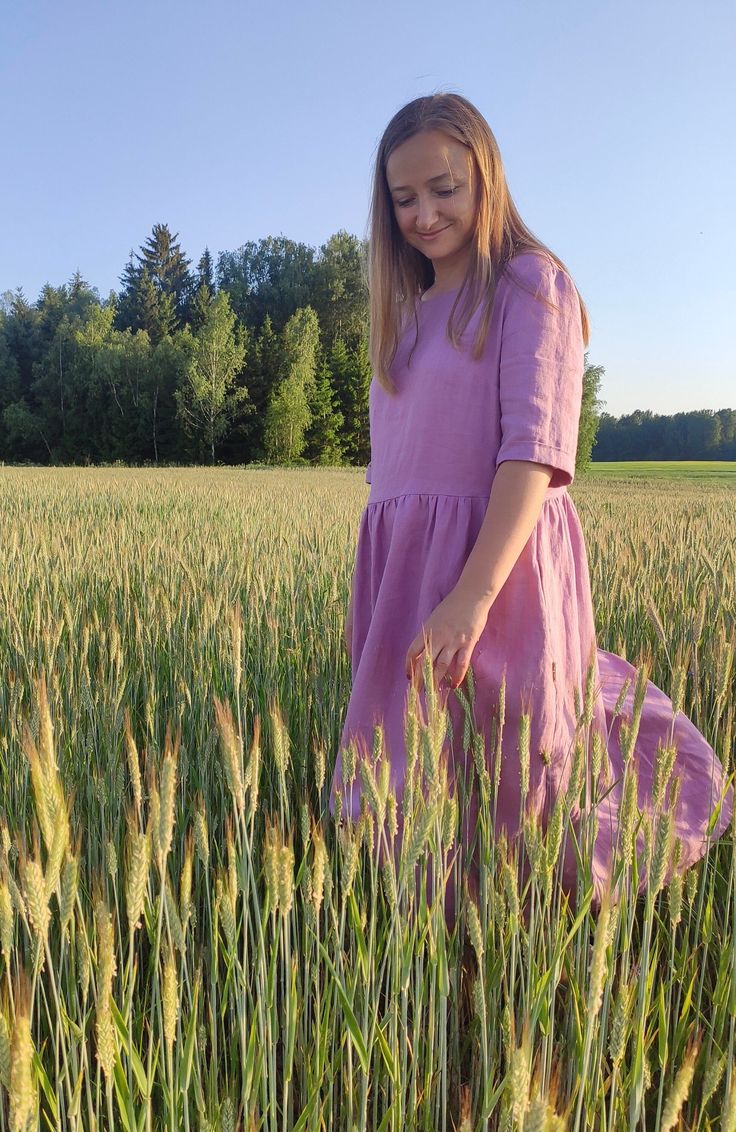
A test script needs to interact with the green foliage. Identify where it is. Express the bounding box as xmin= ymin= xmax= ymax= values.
xmin=115 ymin=222 xmax=193 ymax=337
xmin=344 ymin=334 xmax=371 ymax=465
xmin=594 ymin=408 xmax=736 ymax=460
xmin=310 ymin=229 xmax=369 ymax=349
xmin=303 ymin=349 xmax=346 ymax=465
xmin=232 ymin=314 xmax=284 ymax=464
xmin=0 ymin=230 xmax=374 ymax=469
xmin=2 ymin=398 xmax=39 ymax=449
xmin=576 ymin=353 xmax=605 ymax=477
xmin=217 ymin=235 xmax=319 ymax=332
xmin=263 ymin=306 xmax=320 ymax=464
xmin=326 ymin=334 xmax=370 ymax=465
xmin=174 ymin=291 xmax=250 ymax=464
